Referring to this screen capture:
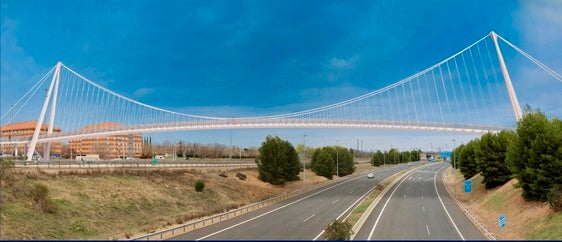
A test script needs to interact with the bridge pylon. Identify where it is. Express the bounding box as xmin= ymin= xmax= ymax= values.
xmin=26 ymin=62 xmax=62 ymax=161
xmin=491 ymin=31 xmax=523 ymax=121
